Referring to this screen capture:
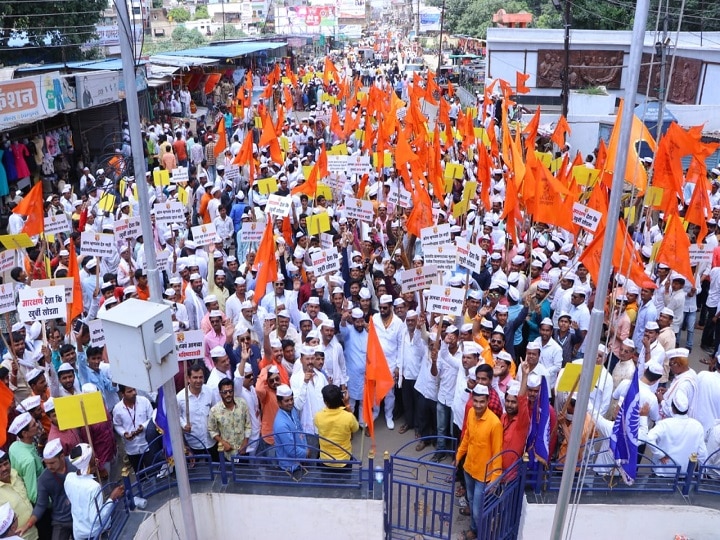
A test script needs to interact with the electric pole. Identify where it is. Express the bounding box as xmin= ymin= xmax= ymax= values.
xmin=561 ymin=0 xmax=571 ymax=118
